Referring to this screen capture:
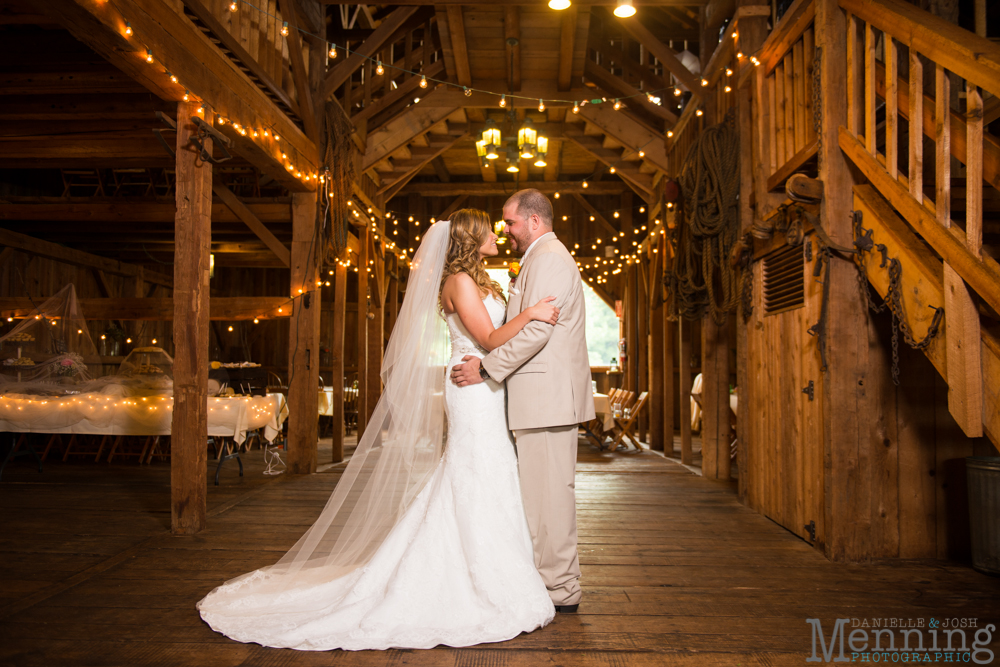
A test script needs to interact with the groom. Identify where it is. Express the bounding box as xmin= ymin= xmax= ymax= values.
xmin=451 ymin=188 xmax=595 ymax=612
